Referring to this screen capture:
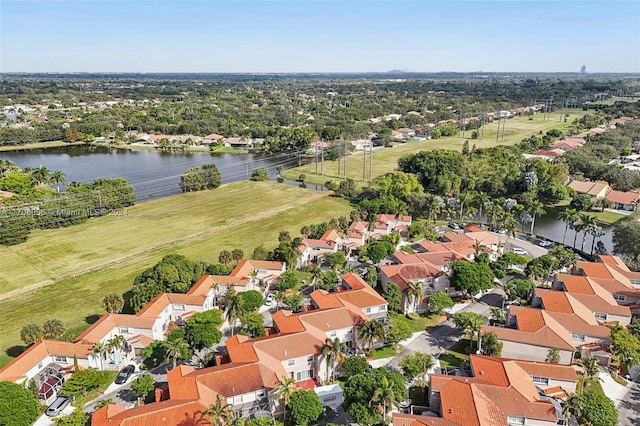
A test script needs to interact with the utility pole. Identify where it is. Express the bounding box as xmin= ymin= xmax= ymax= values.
xmin=362 ymin=144 xmax=366 ymax=182
xmin=369 ymin=143 xmax=373 ymax=183
xmin=320 ymin=146 xmax=324 ymax=176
